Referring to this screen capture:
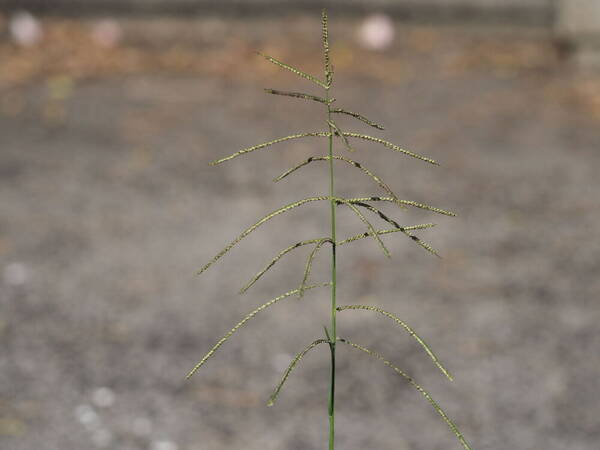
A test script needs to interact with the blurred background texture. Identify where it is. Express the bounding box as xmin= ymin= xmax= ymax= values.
xmin=1 ymin=1 xmax=599 ymax=449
